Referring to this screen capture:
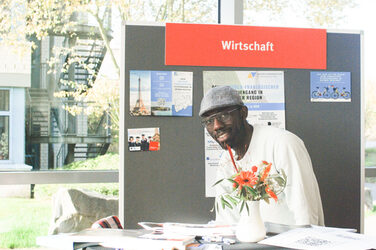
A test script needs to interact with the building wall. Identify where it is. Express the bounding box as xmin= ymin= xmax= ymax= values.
xmin=0 ymin=47 xmax=31 ymax=88
xmin=0 ymin=46 xmax=31 ymax=171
